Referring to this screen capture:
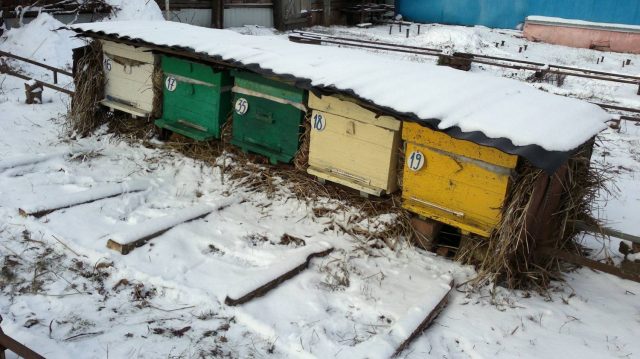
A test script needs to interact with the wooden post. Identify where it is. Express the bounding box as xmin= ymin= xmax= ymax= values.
xmin=323 ymin=0 xmax=331 ymax=26
xmin=24 ymin=81 xmax=43 ymax=104
xmin=211 ymin=0 xmax=223 ymax=28
xmin=272 ymin=0 xmax=284 ymax=30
